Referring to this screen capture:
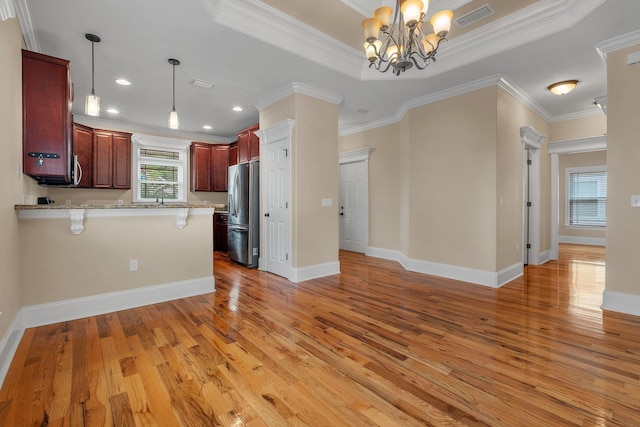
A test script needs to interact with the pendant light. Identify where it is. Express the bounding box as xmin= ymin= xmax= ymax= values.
xmin=168 ymin=58 xmax=180 ymax=129
xmin=84 ymin=33 xmax=101 ymax=117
